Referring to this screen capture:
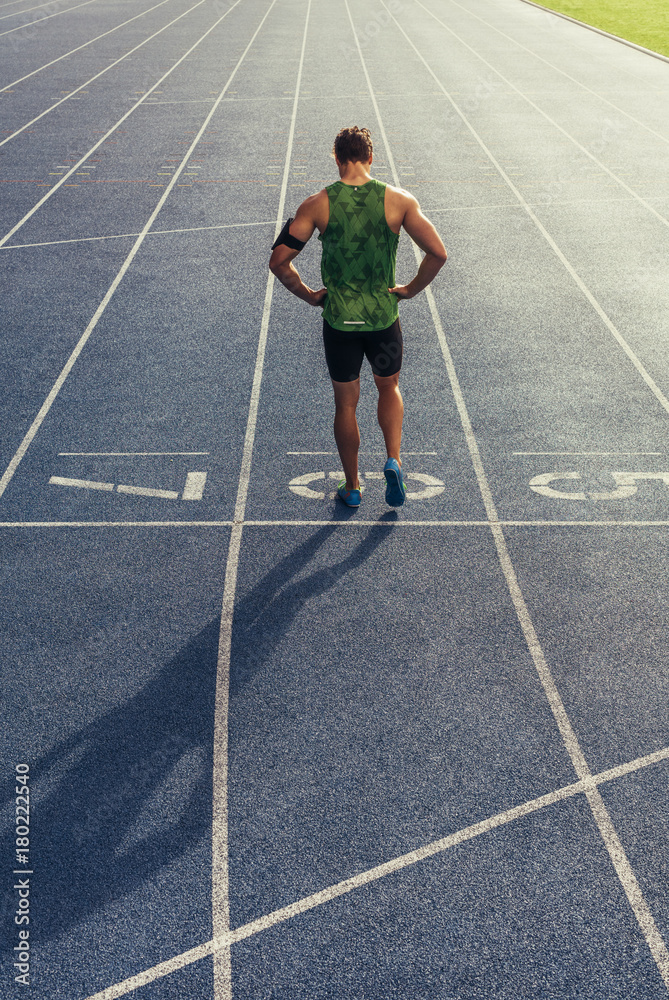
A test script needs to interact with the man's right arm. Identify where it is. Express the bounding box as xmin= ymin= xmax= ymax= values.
xmin=269 ymin=193 xmax=328 ymax=306
xmin=389 ymin=194 xmax=447 ymax=300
